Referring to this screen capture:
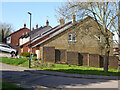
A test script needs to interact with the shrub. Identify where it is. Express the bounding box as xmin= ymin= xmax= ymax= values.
xmin=20 ymin=52 xmax=30 ymax=57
